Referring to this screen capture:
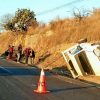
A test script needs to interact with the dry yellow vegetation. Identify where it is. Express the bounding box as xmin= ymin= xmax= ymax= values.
xmin=0 ymin=9 xmax=100 ymax=69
